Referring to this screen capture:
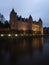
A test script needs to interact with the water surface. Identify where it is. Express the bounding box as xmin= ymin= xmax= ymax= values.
xmin=0 ymin=37 xmax=49 ymax=65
